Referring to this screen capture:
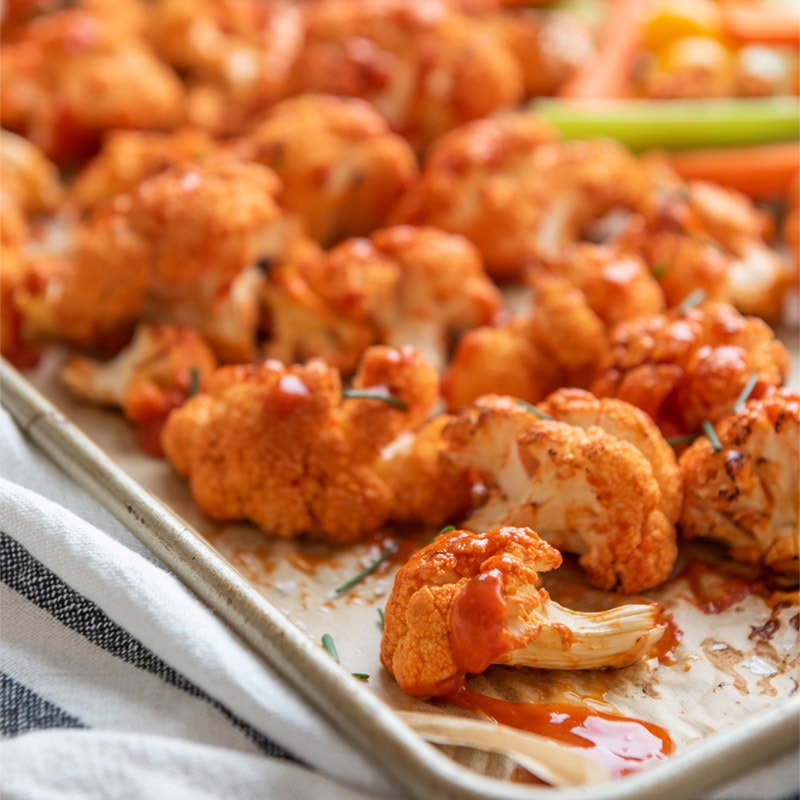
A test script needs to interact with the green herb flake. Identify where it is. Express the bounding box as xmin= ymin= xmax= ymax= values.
xmin=188 ymin=366 xmax=201 ymax=398
xmin=678 ymin=289 xmax=706 ymax=316
xmin=651 ymin=262 xmax=669 ymax=279
xmin=321 ymin=633 xmax=340 ymax=663
xmin=666 ymin=433 xmax=698 ymax=448
xmin=335 ymin=541 xmax=399 ymax=595
xmin=342 ymin=389 xmax=408 ymax=411
xmin=351 ymin=673 xmax=370 ymax=681
xmin=378 ymin=608 xmax=385 ymax=630
xmin=732 ymin=373 xmax=758 ymax=413
xmin=702 ymin=420 xmax=724 ymax=453
xmin=515 ymin=399 xmax=554 ymax=421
